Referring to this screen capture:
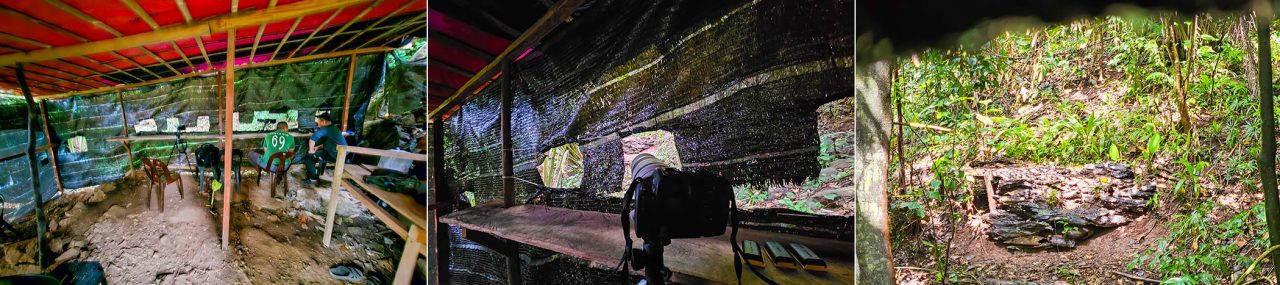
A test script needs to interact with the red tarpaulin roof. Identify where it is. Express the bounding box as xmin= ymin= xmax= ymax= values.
xmin=0 ymin=0 xmax=426 ymax=97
